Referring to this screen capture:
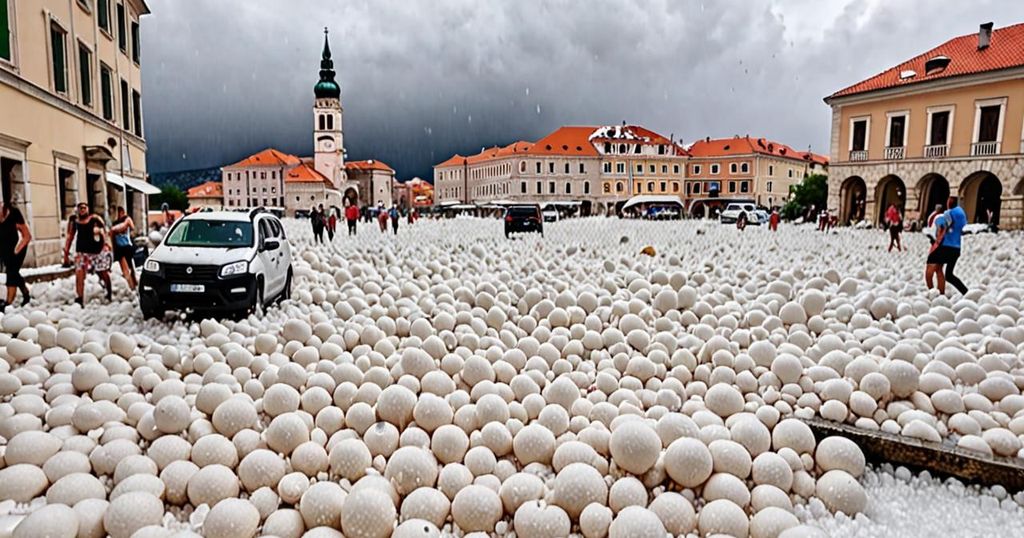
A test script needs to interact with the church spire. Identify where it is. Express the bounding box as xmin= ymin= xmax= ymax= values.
xmin=314 ymin=27 xmax=341 ymax=99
